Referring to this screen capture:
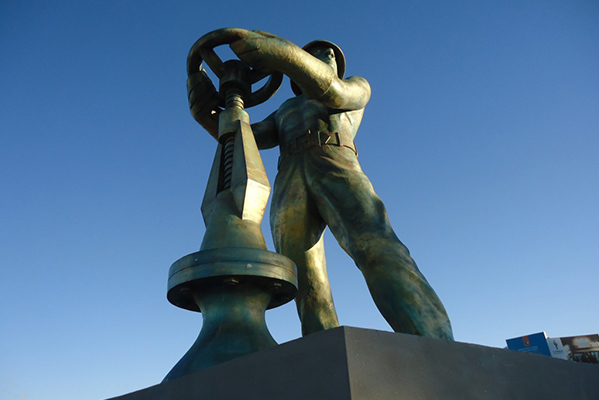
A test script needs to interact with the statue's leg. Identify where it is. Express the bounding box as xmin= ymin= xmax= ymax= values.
xmin=271 ymin=158 xmax=339 ymax=336
xmin=308 ymin=147 xmax=454 ymax=340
